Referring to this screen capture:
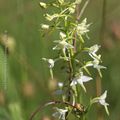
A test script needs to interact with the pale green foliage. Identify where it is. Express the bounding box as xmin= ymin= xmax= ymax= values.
xmin=8 ymin=103 xmax=23 ymax=120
